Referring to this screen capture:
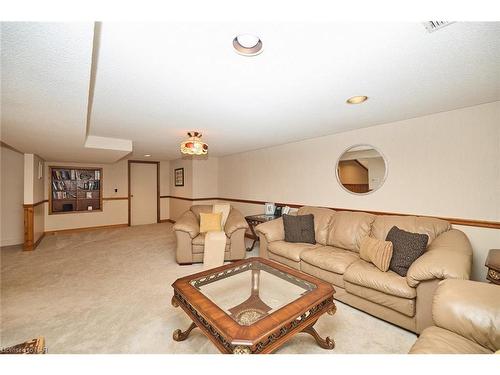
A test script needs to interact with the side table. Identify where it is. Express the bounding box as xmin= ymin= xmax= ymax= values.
xmin=245 ymin=214 xmax=279 ymax=251
xmin=485 ymin=249 xmax=500 ymax=285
